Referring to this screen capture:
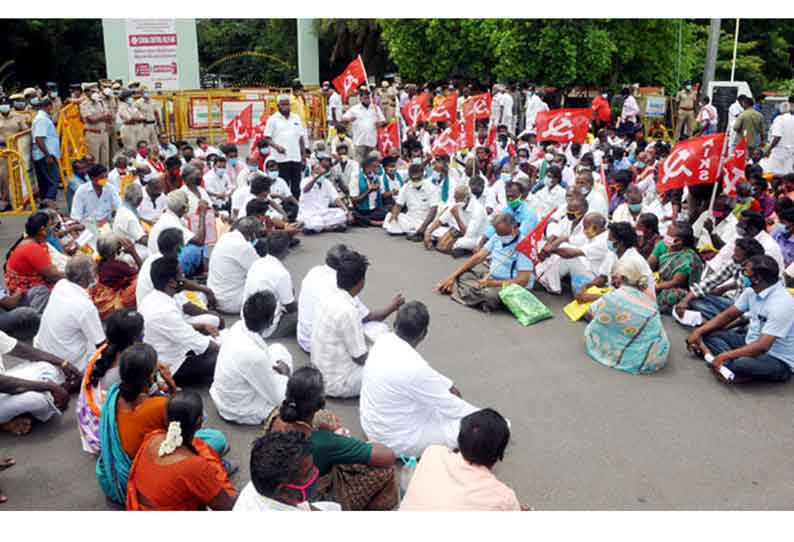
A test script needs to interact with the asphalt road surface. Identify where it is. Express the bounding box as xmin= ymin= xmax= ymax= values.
xmin=1 ymin=215 xmax=792 ymax=510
